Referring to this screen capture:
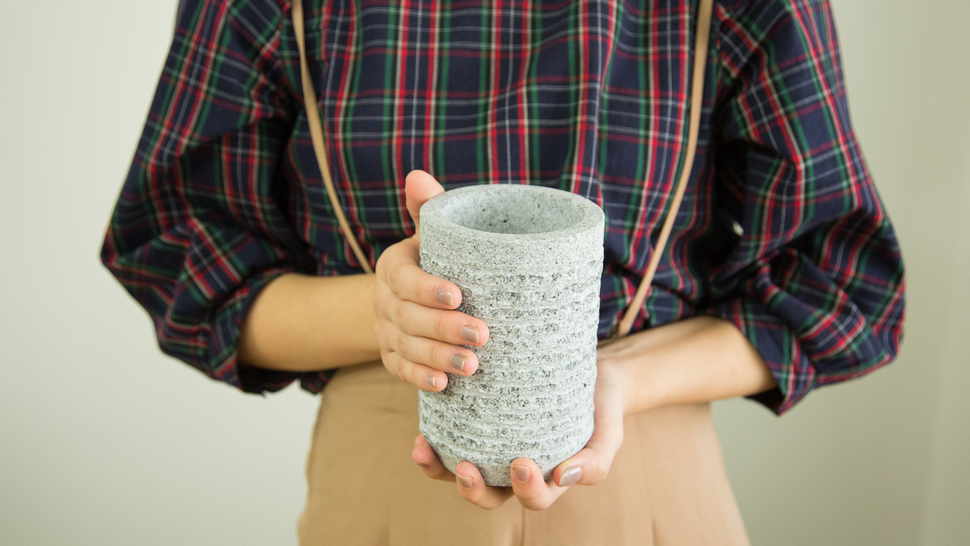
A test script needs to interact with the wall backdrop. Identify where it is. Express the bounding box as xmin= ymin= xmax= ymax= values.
xmin=1 ymin=1 xmax=967 ymax=544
